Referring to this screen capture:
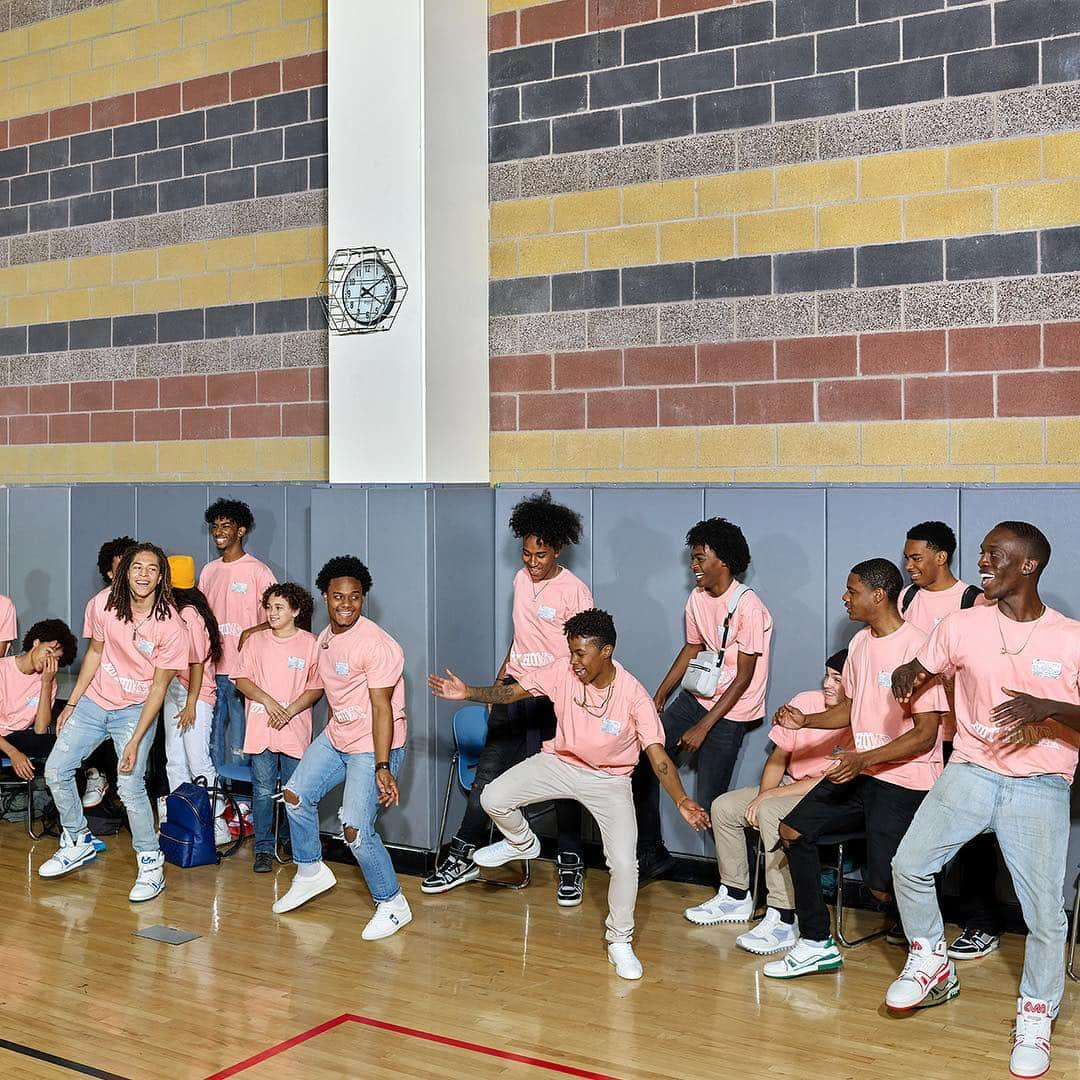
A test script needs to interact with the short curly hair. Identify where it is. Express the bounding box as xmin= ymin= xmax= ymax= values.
xmin=509 ymin=490 xmax=583 ymax=549
xmin=96 ymin=536 xmax=136 ymax=585
xmin=204 ymin=498 xmax=254 ymax=532
xmin=262 ymin=582 xmax=315 ymax=632
xmin=564 ymin=607 xmax=616 ymax=649
xmin=22 ymin=618 xmax=78 ymax=667
xmin=685 ymin=518 xmax=751 ymax=577
xmin=316 ymin=555 xmax=373 ymax=596
xmin=851 ymin=558 xmax=903 ymax=603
